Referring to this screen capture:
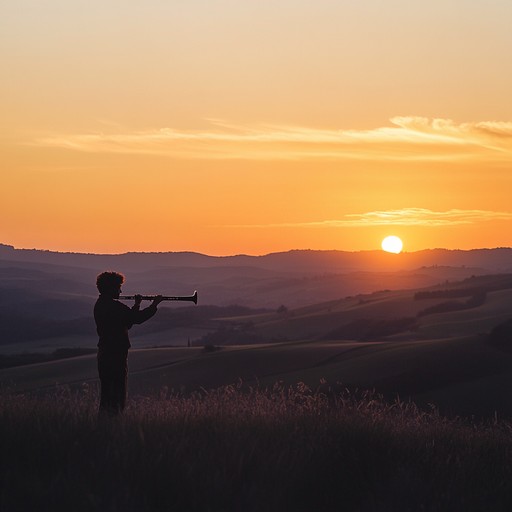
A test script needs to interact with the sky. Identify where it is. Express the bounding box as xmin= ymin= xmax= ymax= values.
xmin=2 ymin=0 xmax=512 ymax=255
